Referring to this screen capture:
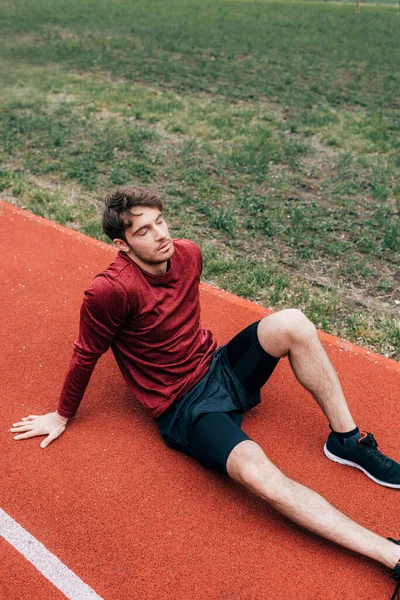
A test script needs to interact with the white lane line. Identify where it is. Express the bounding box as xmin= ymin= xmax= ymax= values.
xmin=0 ymin=508 xmax=103 ymax=600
